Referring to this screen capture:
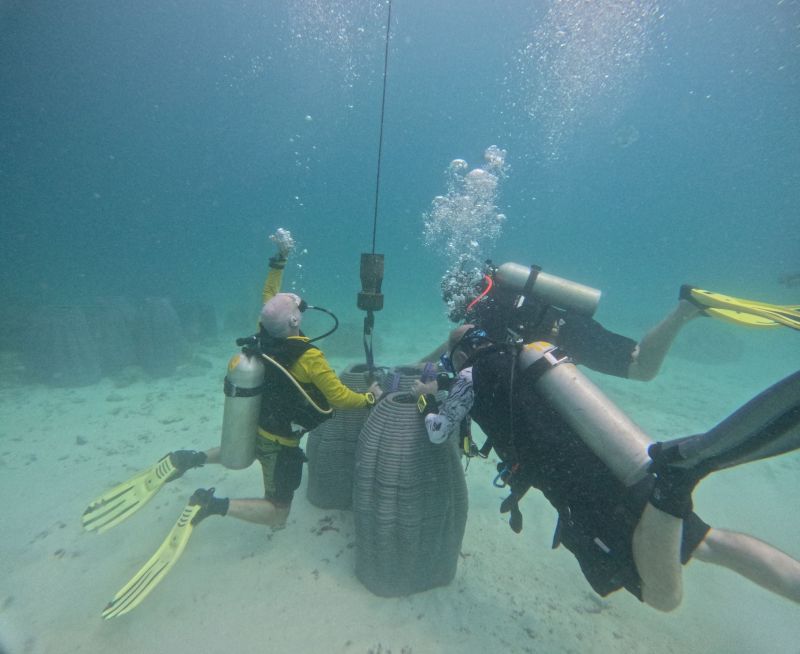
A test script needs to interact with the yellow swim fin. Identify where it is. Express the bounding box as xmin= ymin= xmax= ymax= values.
xmin=82 ymin=451 xmax=206 ymax=533
xmin=101 ymin=487 xmax=222 ymax=619
xmin=101 ymin=503 xmax=200 ymax=619
xmin=680 ymin=286 xmax=800 ymax=331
